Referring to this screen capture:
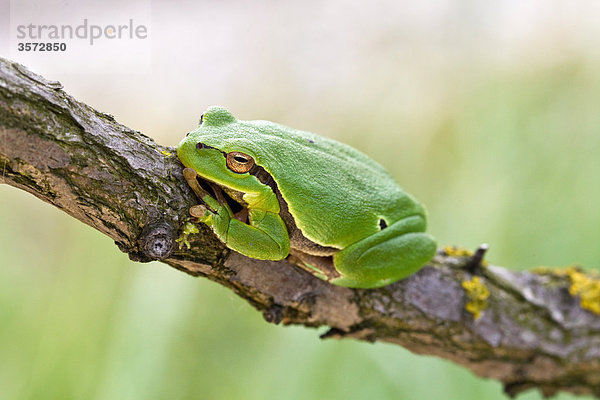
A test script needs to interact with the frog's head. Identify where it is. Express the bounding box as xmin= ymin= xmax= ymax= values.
xmin=177 ymin=107 xmax=274 ymax=204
